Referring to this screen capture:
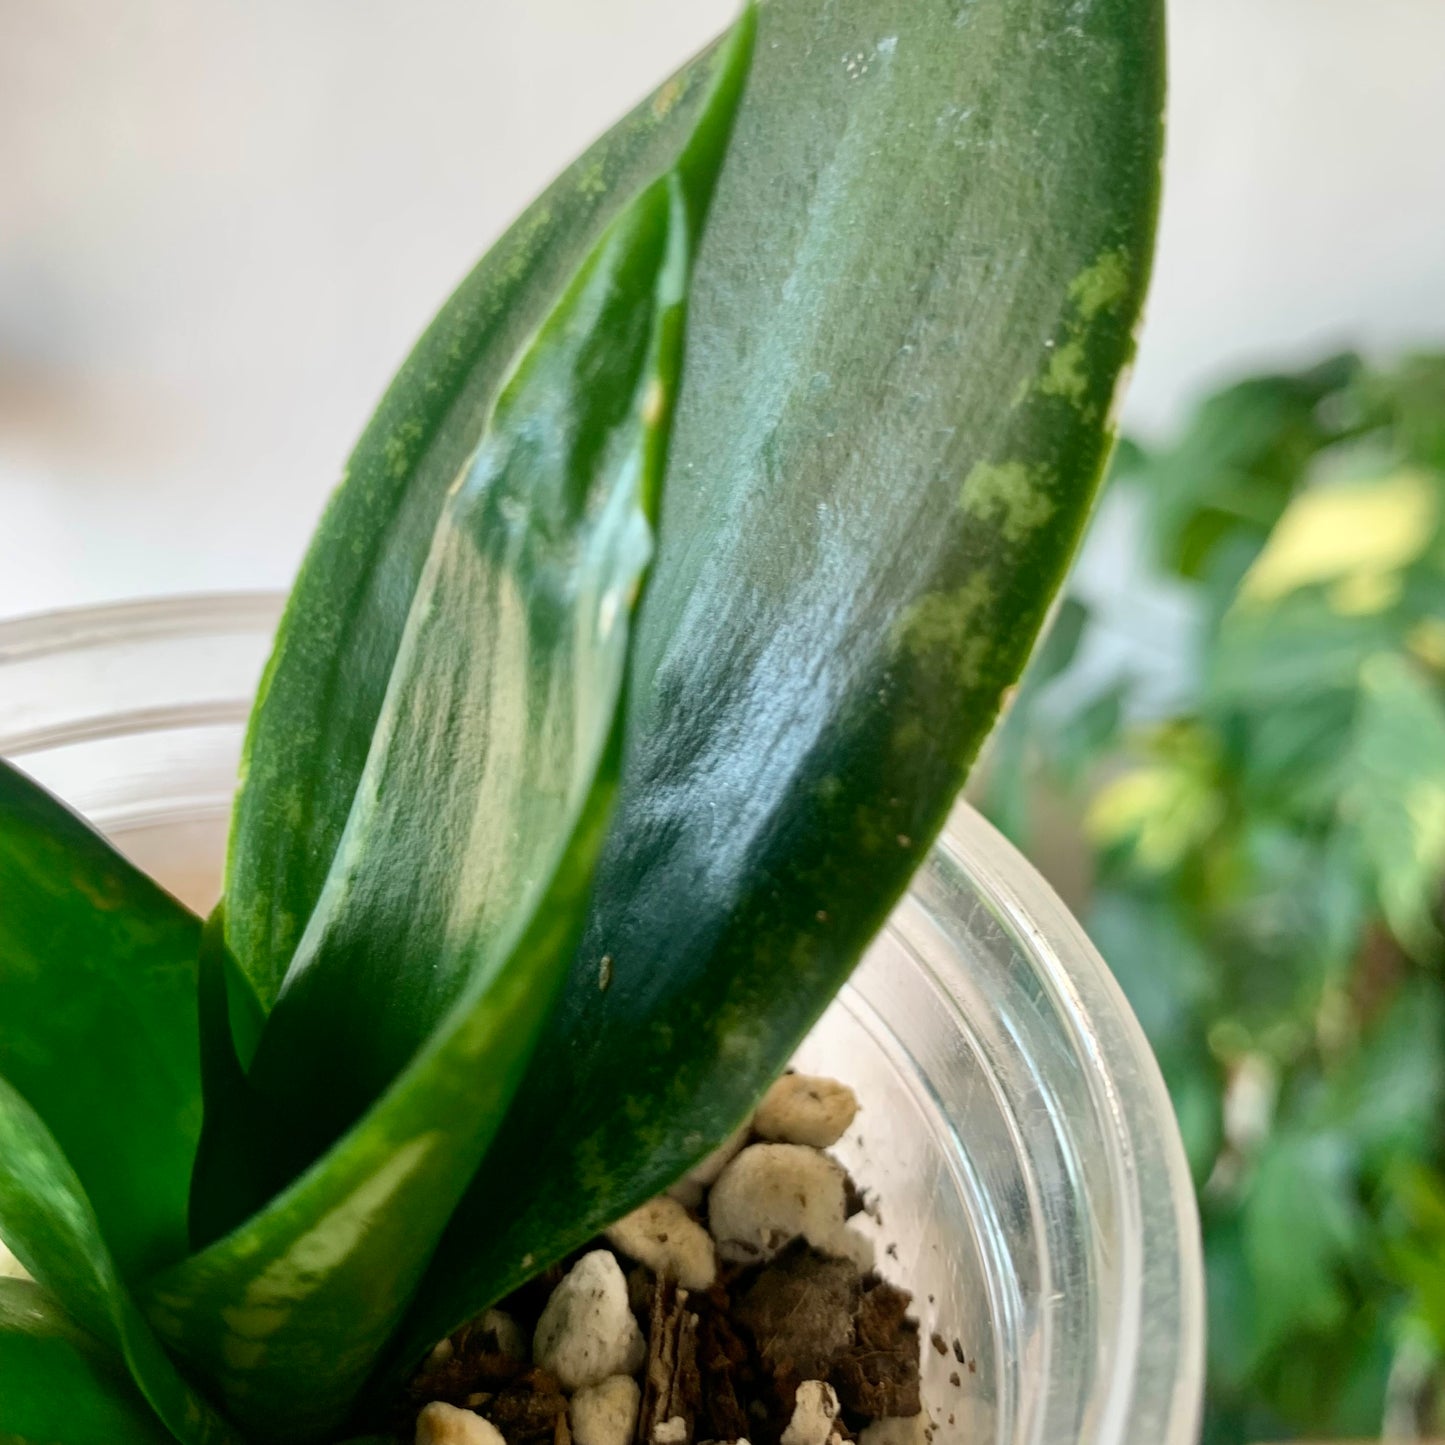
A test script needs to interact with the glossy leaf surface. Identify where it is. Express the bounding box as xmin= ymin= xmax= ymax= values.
xmin=0 ymin=1277 xmax=174 ymax=1445
xmin=0 ymin=1075 xmax=241 ymax=1445
xmin=143 ymin=92 xmax=732 ymax=1441
xmin=0 ymin=759 xmax=202 ymax=1279
xmin=387 ymin=0 xmax=1165 ymax=1365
